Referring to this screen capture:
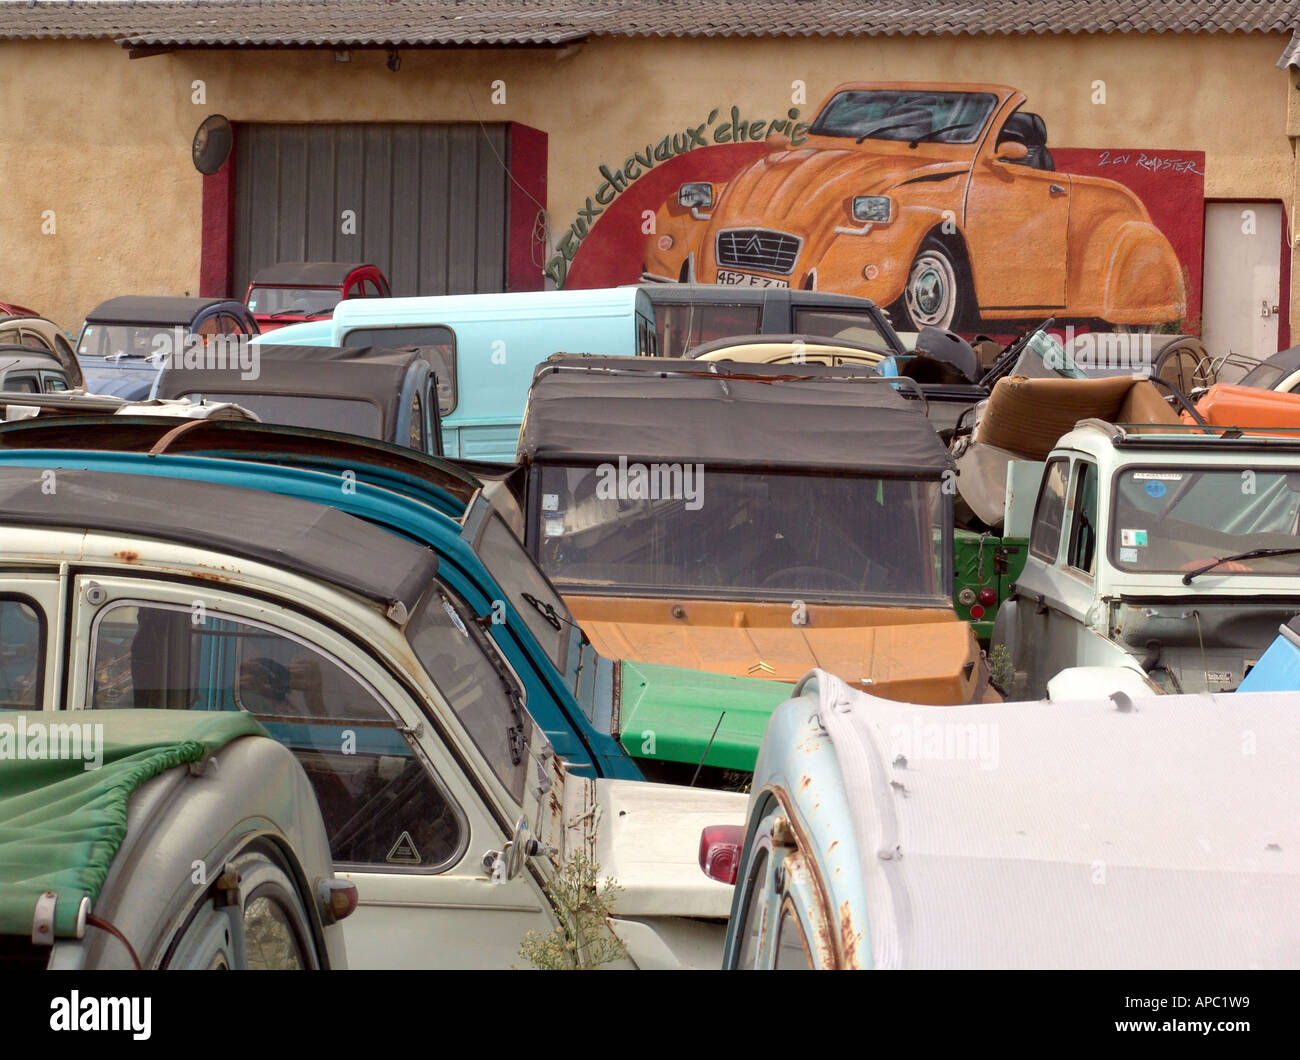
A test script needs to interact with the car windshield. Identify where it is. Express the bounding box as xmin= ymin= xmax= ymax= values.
xmin=809 ymin=90 xmax=998 ymax=145
xmin=1239 ymin=360 xmax=1290 ymax=391
xmin=535 ymin=466 xmax=946 ymax=600
xmin=248 ymin=286 xmax=342 ymax=317
xmin=474 ymin=511 xmax=574 ymax=671
xmin=78 ymin=324 xmax=174 ymax=360
xmin=1111 ymin=467 xmax=1300 ymax=575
